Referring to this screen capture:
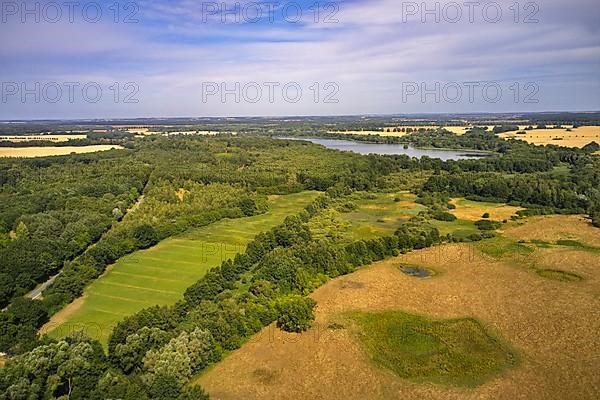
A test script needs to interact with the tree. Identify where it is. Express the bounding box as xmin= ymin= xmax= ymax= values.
xmin=133 ymin=224 xmax=159 ymax=249
xmin=143 ymin=329 xmax=216 ymax=387
xmin=8 ymin=297 xmax=48 ymax=327
xmin=276 ymin=295 xmax=316 ymax=333
xmin=114 ymin=327 xmax=172 ymax=374
xmin=239 ymin=198 xmax=258 ymax=216
xmin=14 ymin=221 xmax=29 ymax=240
